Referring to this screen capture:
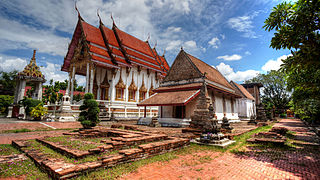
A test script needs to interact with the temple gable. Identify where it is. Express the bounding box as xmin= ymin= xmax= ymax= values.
xmin=163 ymin=50 xmax=202 ymax=83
